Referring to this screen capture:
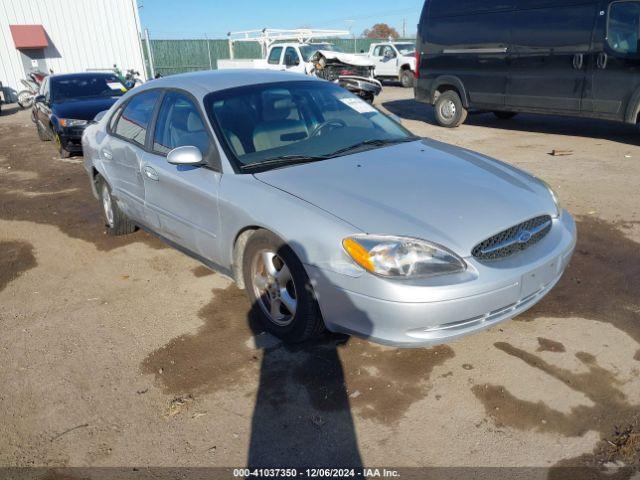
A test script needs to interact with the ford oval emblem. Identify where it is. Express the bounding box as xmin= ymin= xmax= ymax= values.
xmin=518 ymin=230 xmax=533 ymax=244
